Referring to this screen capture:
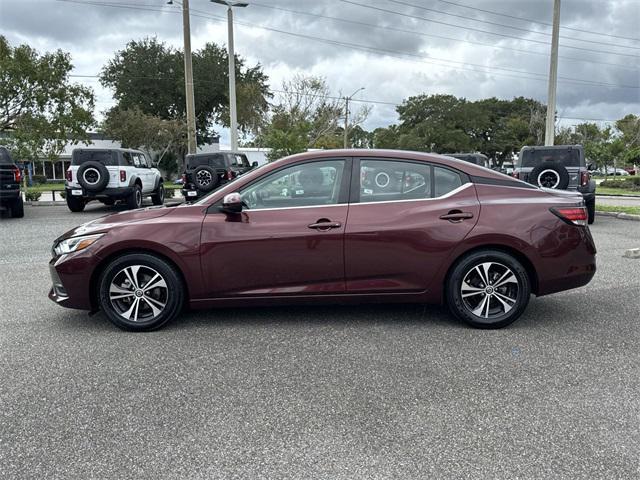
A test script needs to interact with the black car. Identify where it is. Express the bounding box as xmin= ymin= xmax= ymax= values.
xmin=448 ymin=153 xmax=492 ymax=169
xmin=513 ymin=145 xmax=597 ymax=224
xmin=181 ymin=151 xmax=257 ymax=200
xmin=0 ymin=147 xmax=24 ymax=218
